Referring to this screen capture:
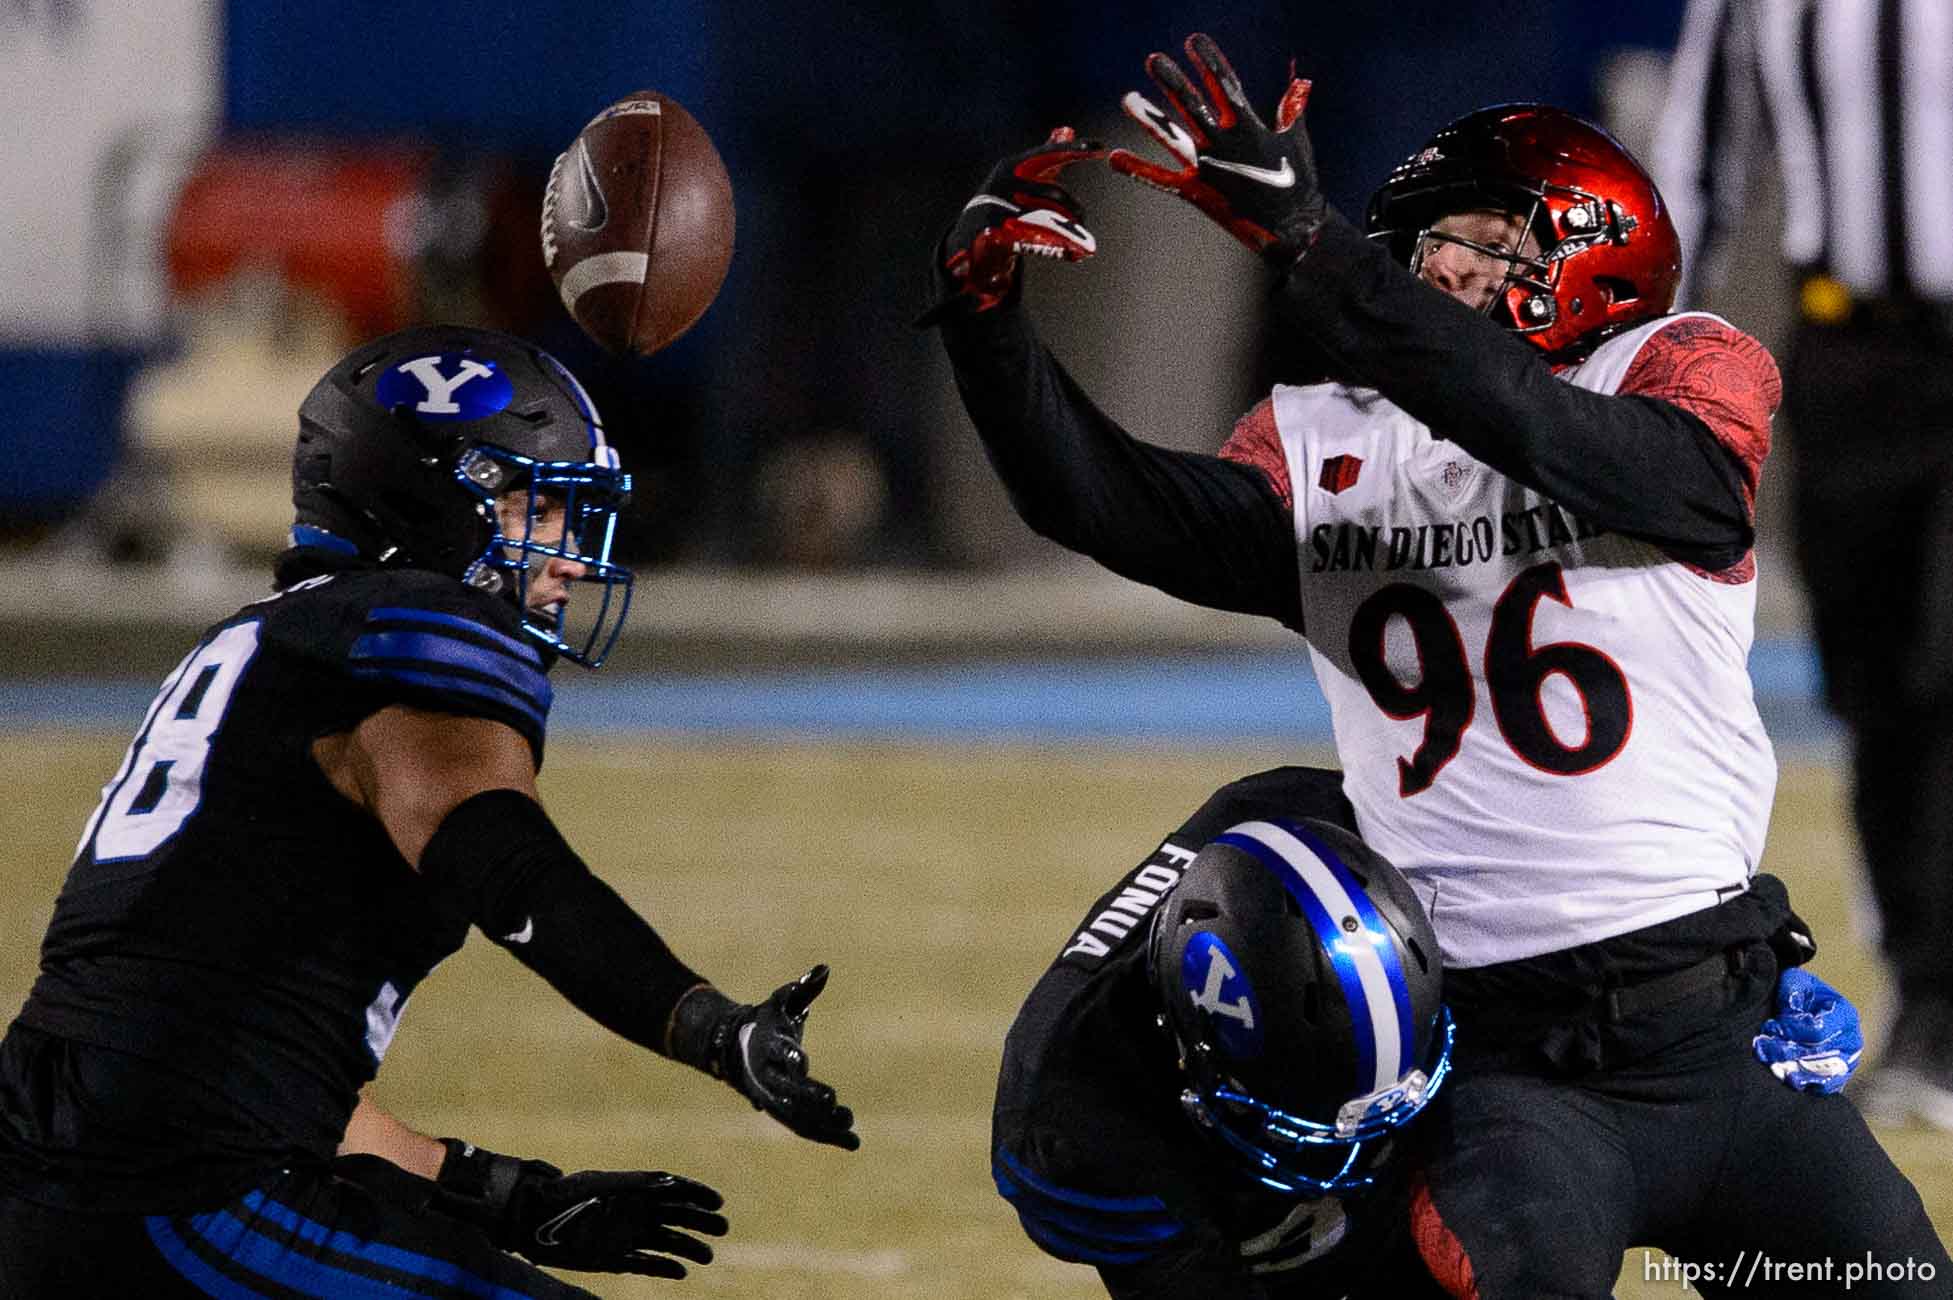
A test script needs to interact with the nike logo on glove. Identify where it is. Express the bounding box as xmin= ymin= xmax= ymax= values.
xmin=534 ymin=1196 xmax=601 ymax=1246
xmin=1121 ymin=92 xmax=1198 ymax=167
xmin=1013 ymin=207 xmax=1096 ymax=255
xmin=736 ymin=1022 xmax=781 ymax=1102
xmin=1203 ymin=156 xmax=1296 ymax=188
xmin=502 ymin=918 xmax=534 ymax=944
